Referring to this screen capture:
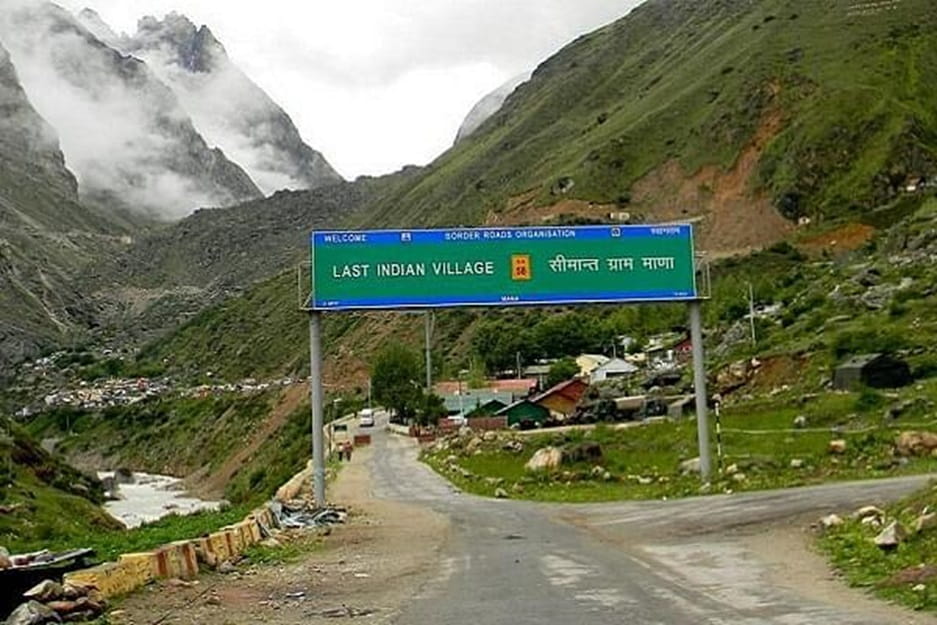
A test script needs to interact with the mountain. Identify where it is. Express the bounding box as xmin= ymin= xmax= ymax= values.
xmin=75 ymin=7 xmax=119 ymax=47
xmin=0 ymin=0 xmax=262 ymax=220
xmin=109 ymin=0 xmax=937 ymax=384
xmin=119 ymin=12 xmax=343 ymax=195
xmin=357 ymin=0 xmax=937 ymax=253
xmin=0 ymin=37 xmax=136 ymax=373
xmin=83 ymin=169 xmax=420 ymax=347
xmin=455 ymin=72 xmax=531 ymax=144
